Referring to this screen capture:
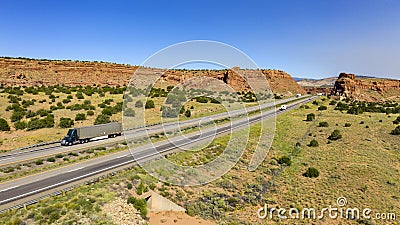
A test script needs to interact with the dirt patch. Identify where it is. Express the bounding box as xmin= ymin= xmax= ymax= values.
xmin=148 ymin=211 xmax=217 ymax=225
